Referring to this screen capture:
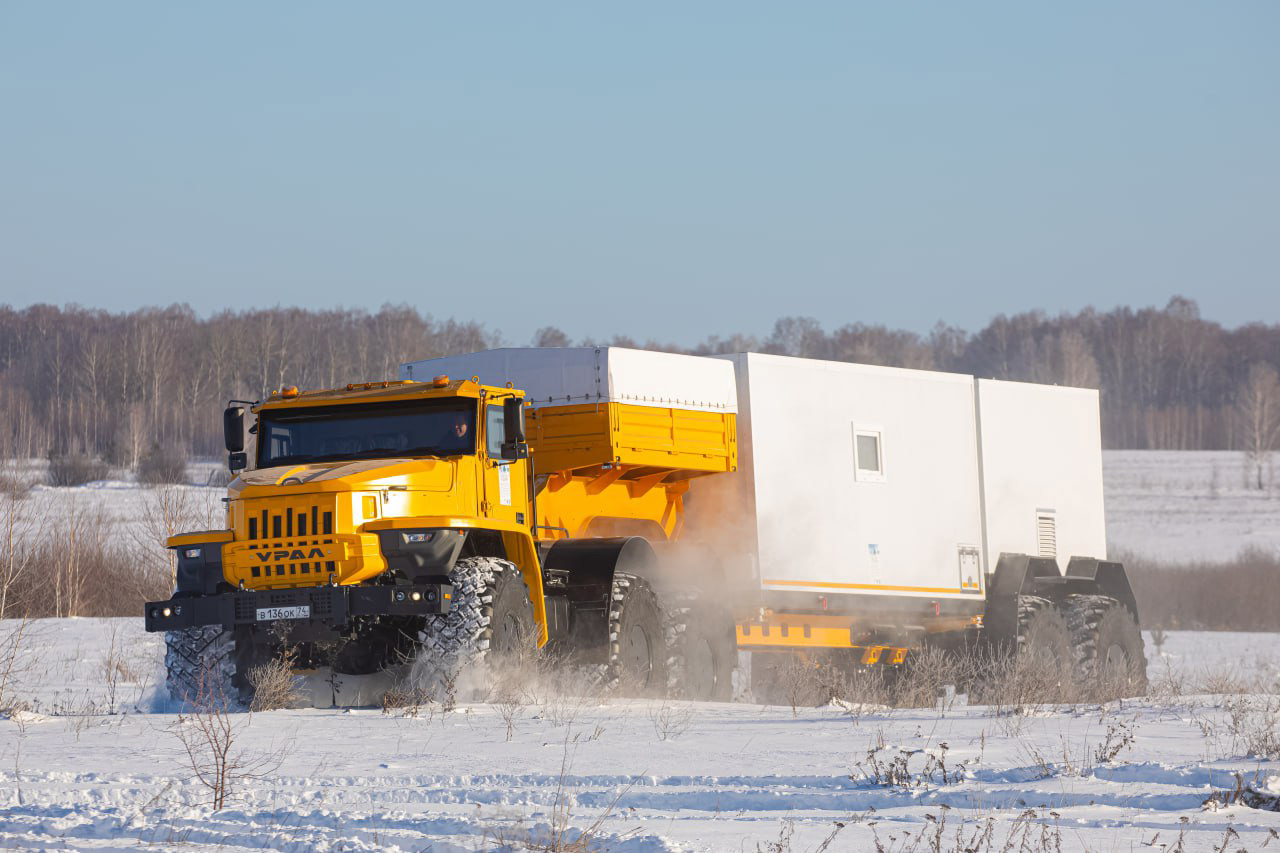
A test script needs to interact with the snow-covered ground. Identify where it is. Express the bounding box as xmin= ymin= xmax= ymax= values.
xmin=1 ymin=619 xmax=1278 ymax=851
xmin=1103 ymin=450 xmax=1280 ymax=563
xmin=0 ymin=460 xmax=225 ymax=571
